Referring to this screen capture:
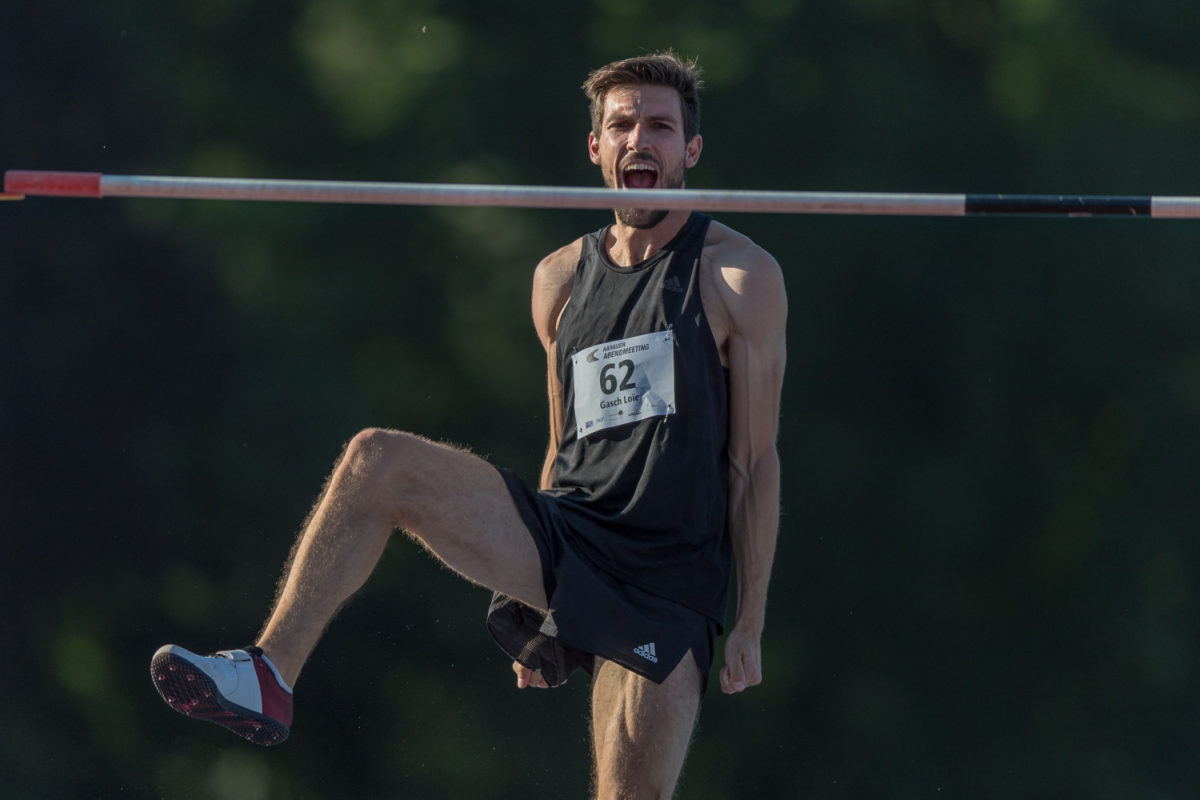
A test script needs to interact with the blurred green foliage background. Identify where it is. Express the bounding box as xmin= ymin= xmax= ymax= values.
xmin=3 ymin=1 xmax=1199 ymax=797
